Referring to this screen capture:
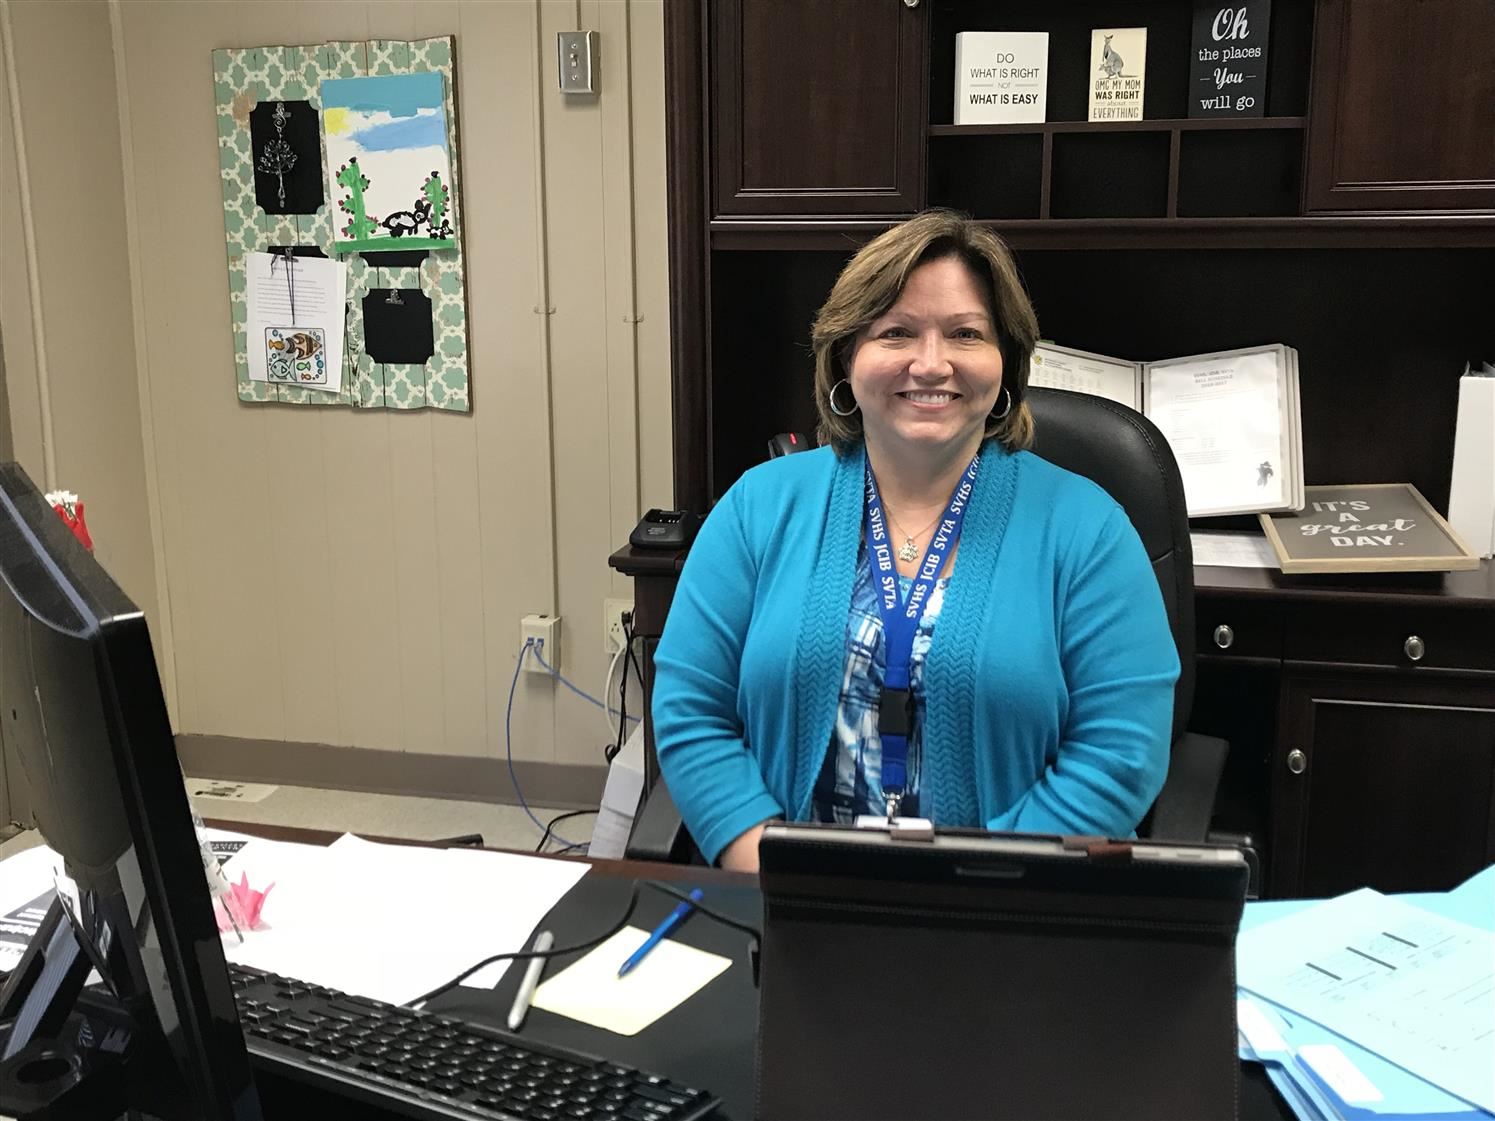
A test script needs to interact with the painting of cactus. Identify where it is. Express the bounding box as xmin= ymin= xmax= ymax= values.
xmin=321 ymin=72 xmax=459 ymax=254
xmin=421 ymin=171 xmax=452 ymax=237
xmin=335 ymin=158 xmax=379 ymax=241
